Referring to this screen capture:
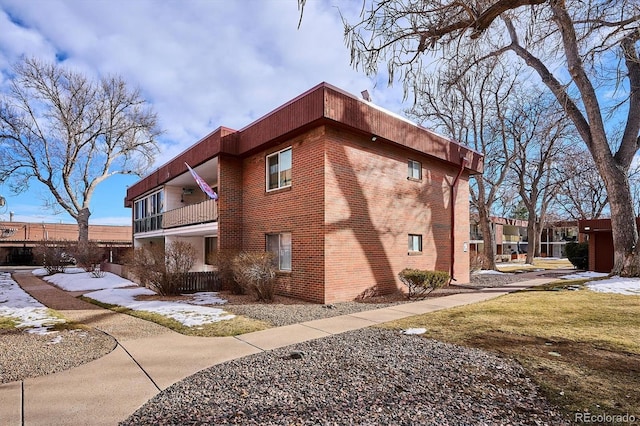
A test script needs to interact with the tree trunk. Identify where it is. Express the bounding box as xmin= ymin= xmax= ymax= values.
xmin=478 ymin=206 xmax=497 ymax=270
xmin=525 ymin=220 xmax=535 ymax=265
xmin=606 ymin=169 xmax=640 ymax=276
xmin=77 ymin=208 xmax=91 ymax=245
